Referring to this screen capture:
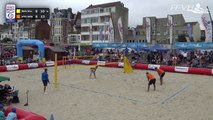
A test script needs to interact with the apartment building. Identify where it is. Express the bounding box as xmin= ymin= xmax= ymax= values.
xmin=185 ymin=22 xmax=201 ymax=42
xmin=0 ymin=24 xmax=13 ymax=41
xmin=127 ymin=14 xmax=201 ymax=44
xmin=11 ymin=19 xmax=50 ymax=42
xmin=50 ymin=8 xmax=76 ymax=44
xmin=81 ymin=1 xmax=128 ymax=44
